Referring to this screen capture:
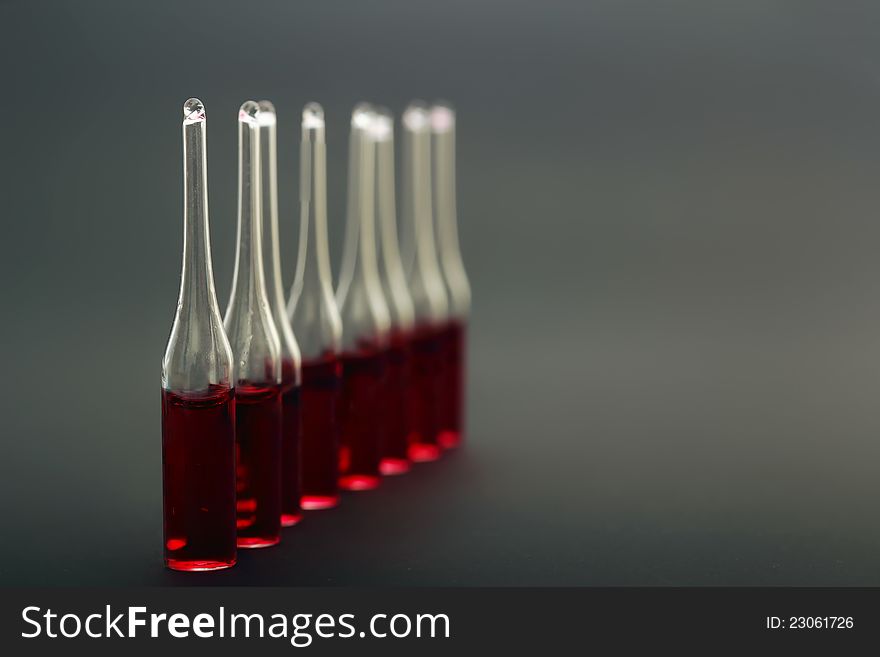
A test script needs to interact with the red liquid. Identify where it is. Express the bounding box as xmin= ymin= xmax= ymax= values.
xmin=407 ymin=324 xmax=445 ymax=462
xmin=235 ymin=385 xmax=282 ymax=548
xmin=300 ymin=354 xmax=342 ymax=510
xmin=162 ymin=386 xmax=237 ymax=571
xmin=338 ymin=344 xmax=387 ymax=490
xmin=280 ymin=360 xmax=303 ymax=527
xmin=438 ymin=320 xmax=466 ymax=449
xmin=380 ymin=330 xmax=411 ymax=475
